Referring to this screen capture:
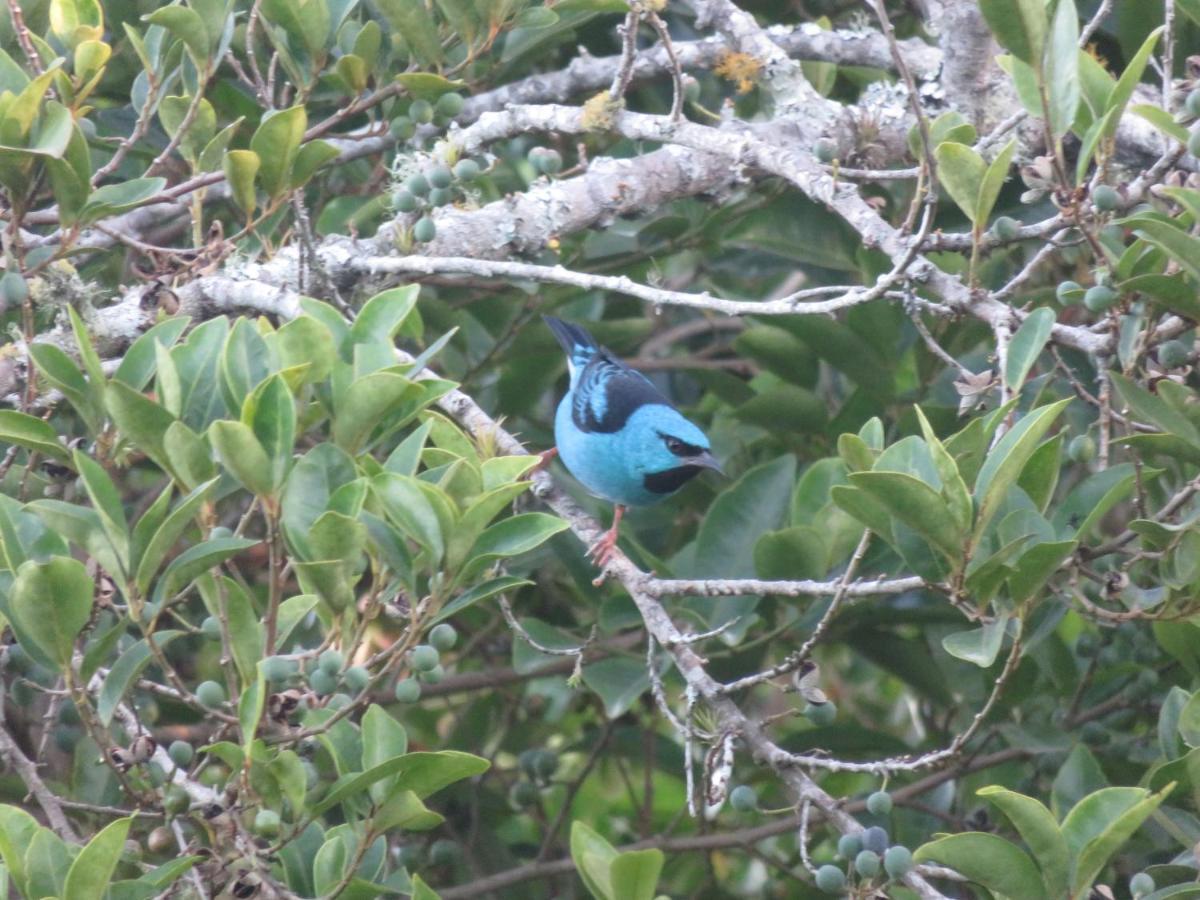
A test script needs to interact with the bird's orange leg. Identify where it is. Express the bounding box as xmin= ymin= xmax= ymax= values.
xmin=587 ymin=505 xmax=625 ymax=569
xmin=532 ymin=447 xmax=558 ymax=472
